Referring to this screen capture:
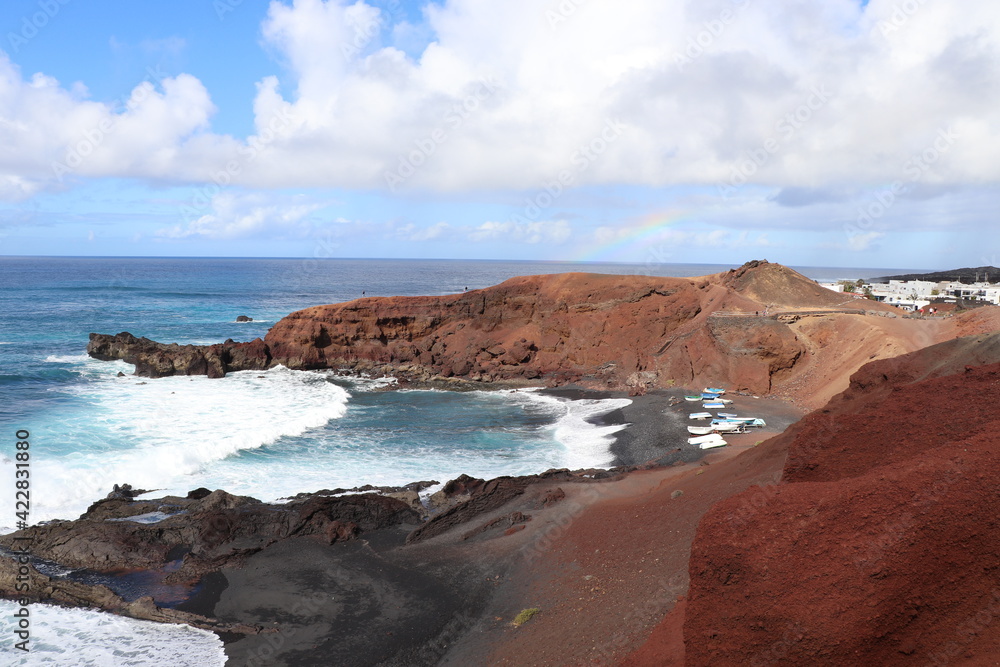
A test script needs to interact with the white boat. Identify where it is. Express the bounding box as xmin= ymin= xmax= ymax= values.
xmin=688 ymin=412 xmax=713 ymax=420
xmin=687 ymin=425 xmax=715 ymax=435
xmin=703 ymin=387 xmax=726 ymax=395
xmin=688 ymin=433 xmax=726 ymax=446
xmin=684 ymin=395 xmax=702 ymax=402
xmin=718 ymin=412 xmax=738 ymax=418
xmin=700 ymin=439 xmax=728 ymax=450
xmin=710 ymin=422 xmax=746 ymax=433
xmin=701 ymin=392 xmax=721 ymax=400
xmin=713 ymin=417 xmax=766 ymax=427
xmin=703 ymin=401 xmax=726 ymax=409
